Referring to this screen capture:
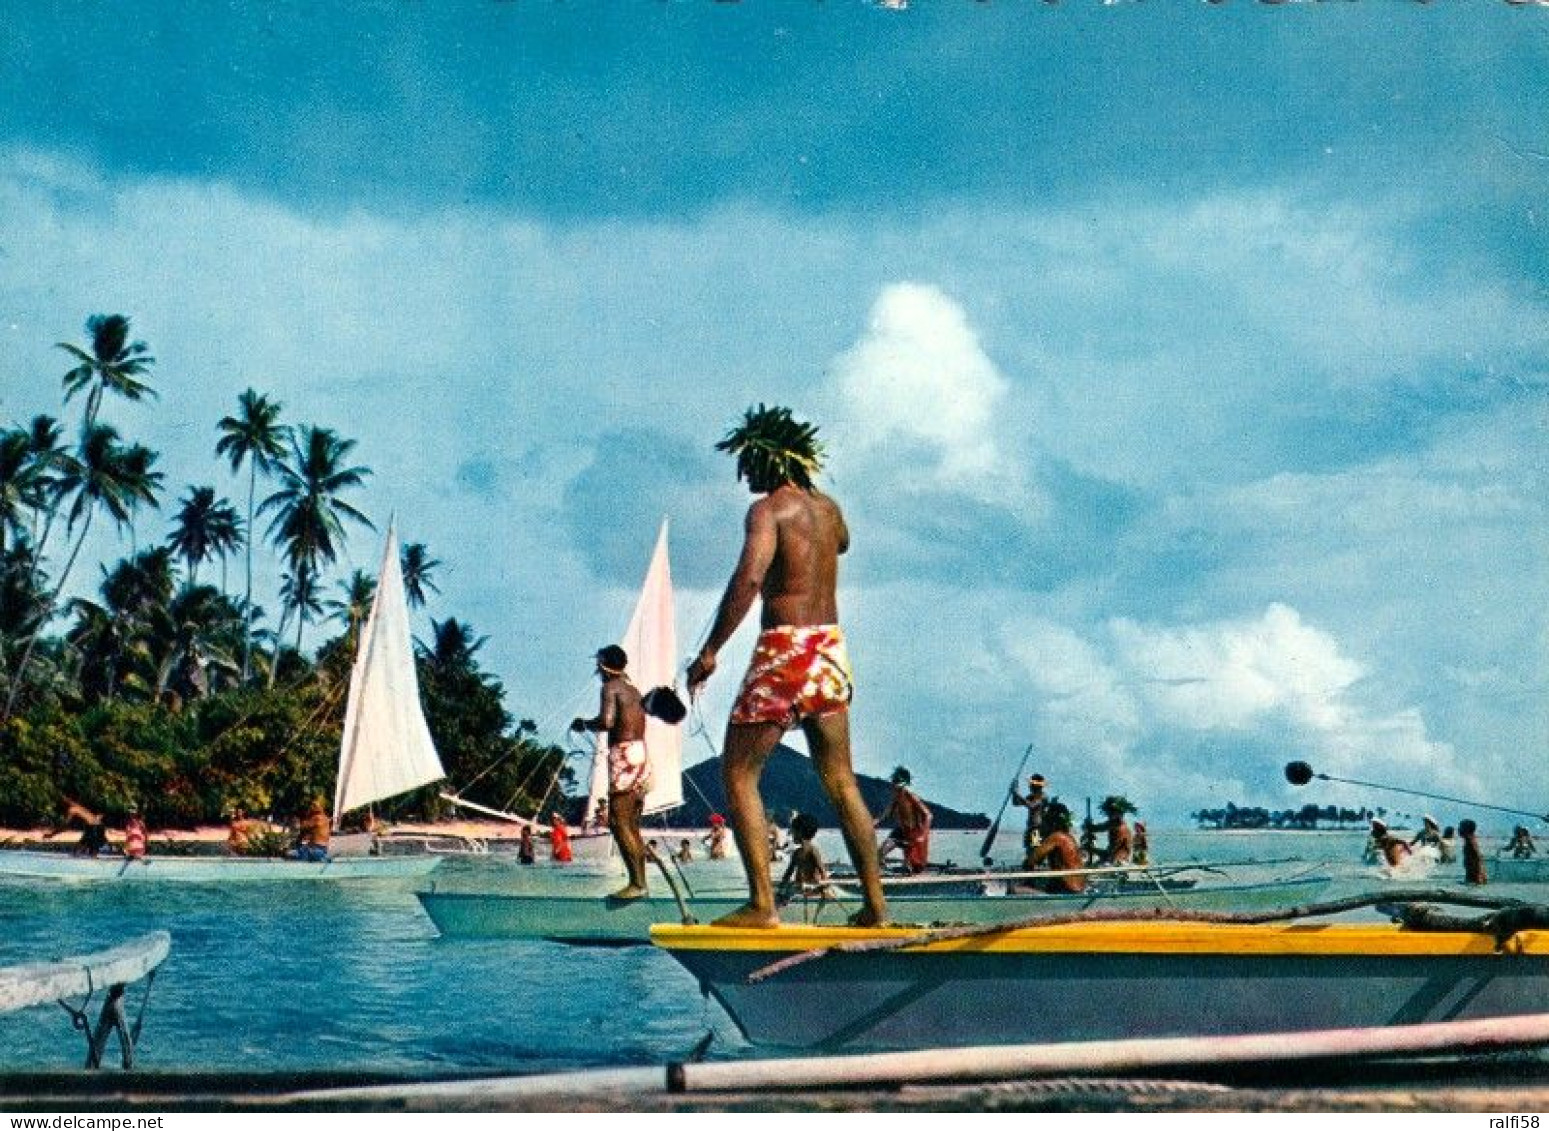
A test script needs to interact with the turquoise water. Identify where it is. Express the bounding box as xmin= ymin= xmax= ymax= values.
xmin=0 ymin=827 xmax=1508 ymax=1075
